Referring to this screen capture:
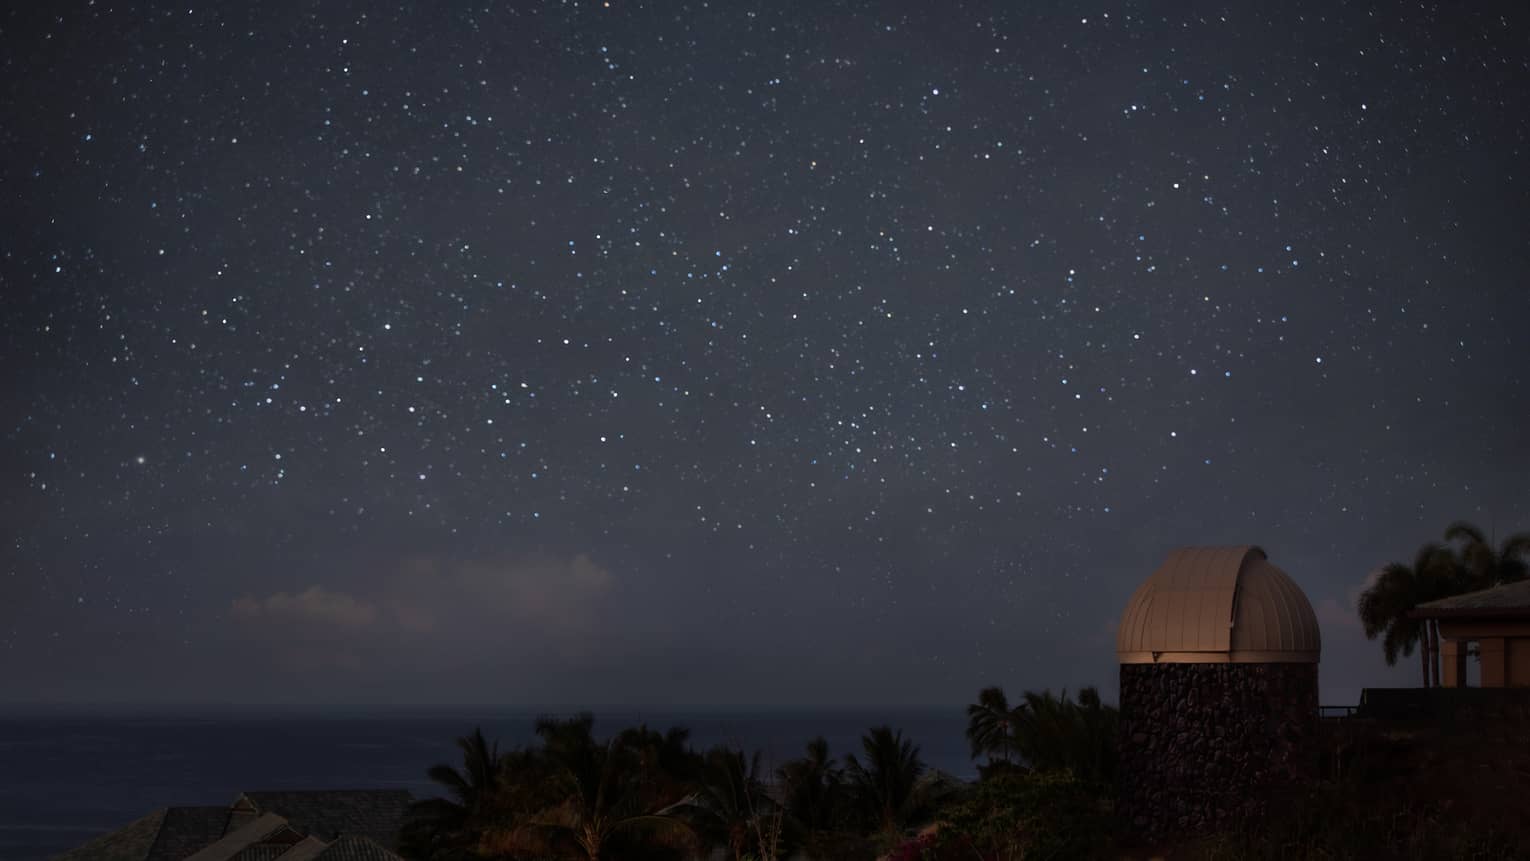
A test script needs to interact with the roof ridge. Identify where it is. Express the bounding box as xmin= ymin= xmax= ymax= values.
xmin=184 ymin=813 xmax=292 ymax=861
xmin=269 ymin=835 xmax=331 ymax=861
